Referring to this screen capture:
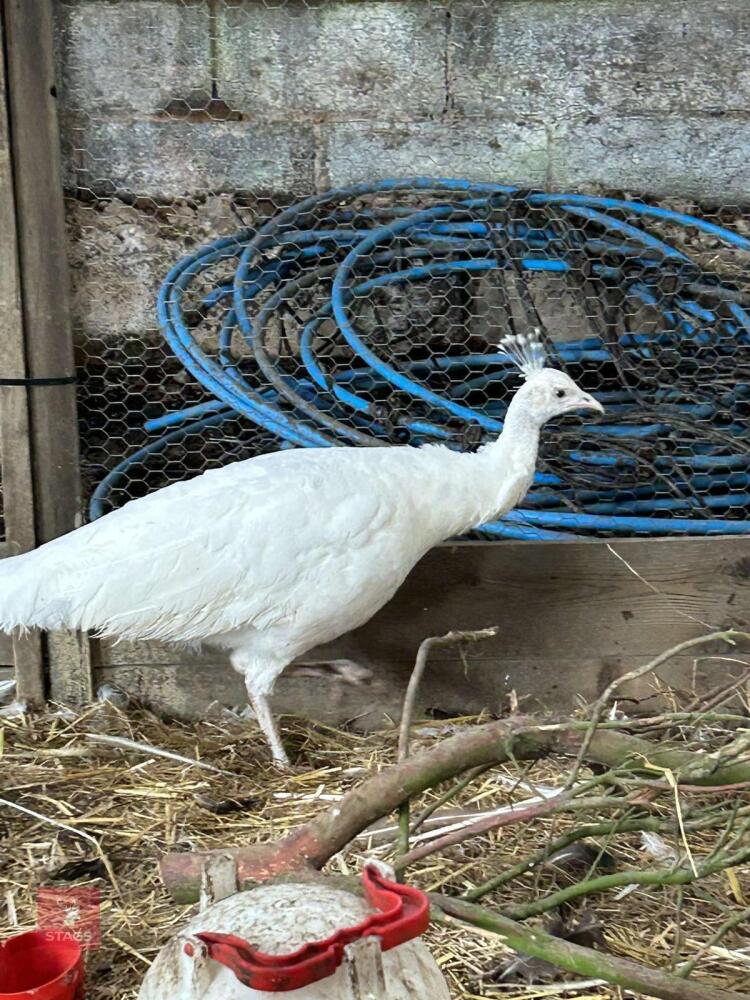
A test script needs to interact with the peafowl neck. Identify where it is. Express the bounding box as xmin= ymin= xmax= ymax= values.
xmin=471 ymin=401 xmax=541 ymax=525
xmin=419 ymin=396 xmax=541 ymax=540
